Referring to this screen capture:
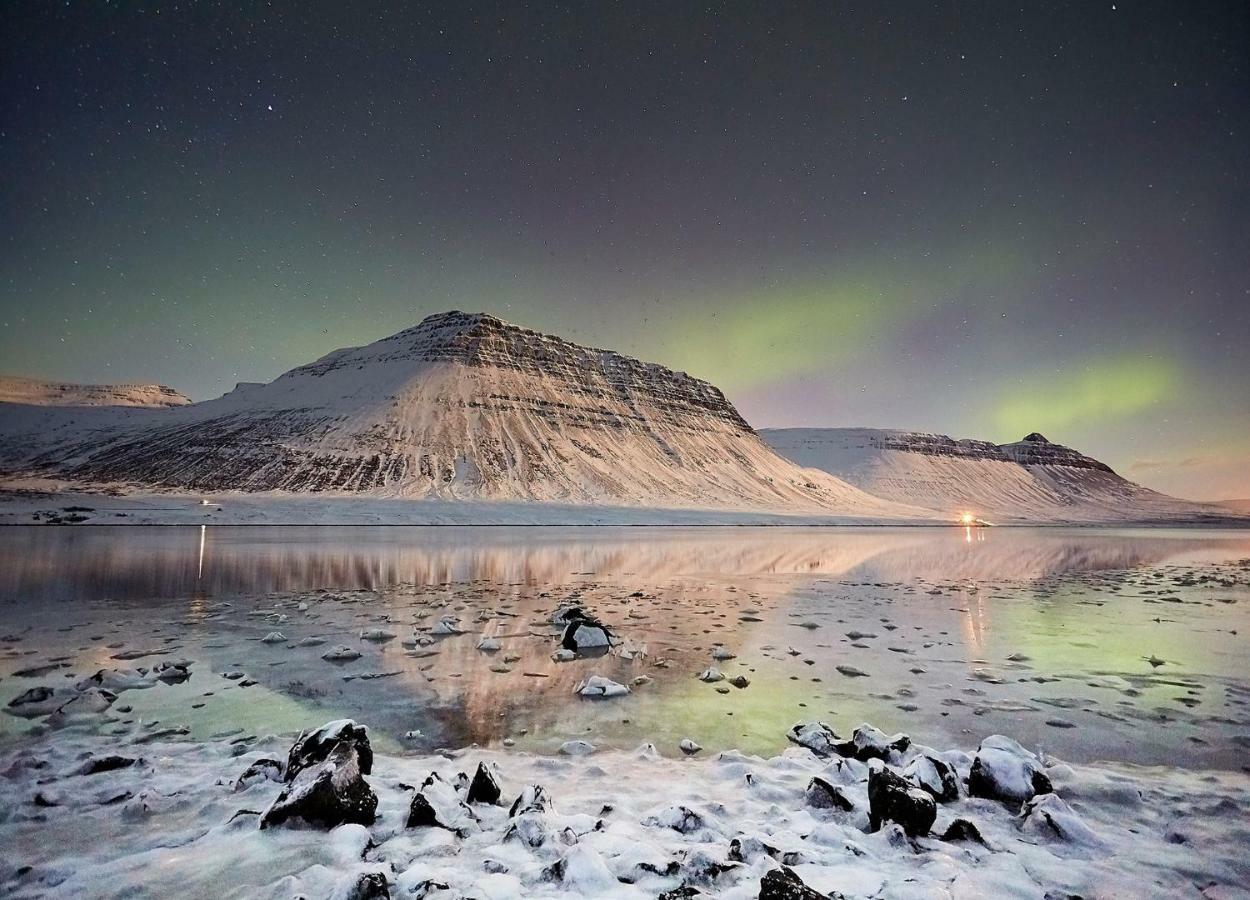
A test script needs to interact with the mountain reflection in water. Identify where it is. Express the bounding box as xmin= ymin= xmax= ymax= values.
xmin=2 ymin=526 xmax=1248 ymax=603
xmin=1 ymin=526 xmax=1247 ymax=771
